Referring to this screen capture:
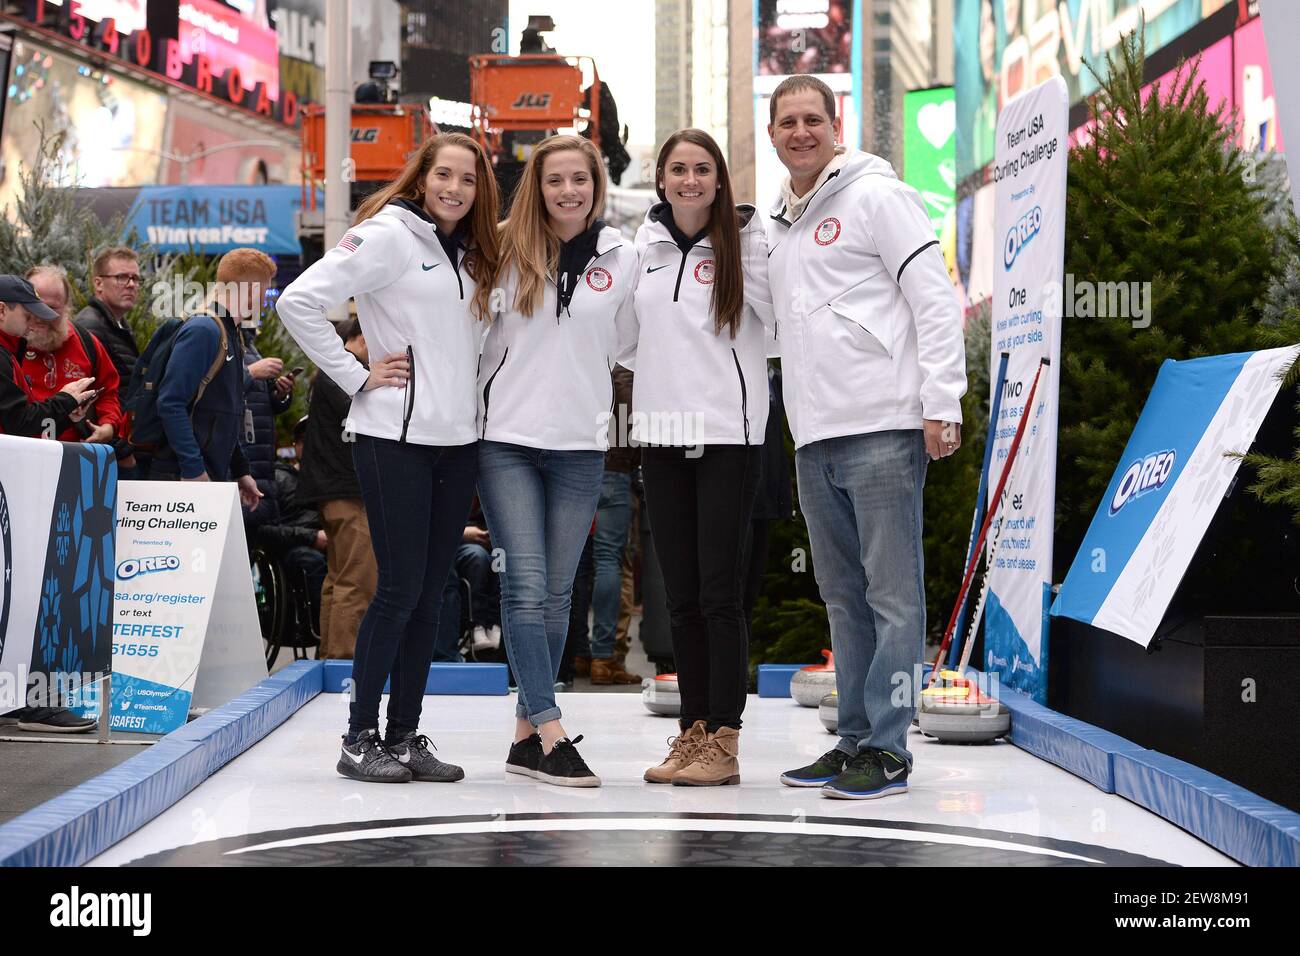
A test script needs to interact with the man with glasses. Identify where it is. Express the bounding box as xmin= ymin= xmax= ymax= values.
xmin=21 ymin=265 xmax=124 ymax=447
xmin=75 ymin=246 xmax=144 ymax=474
